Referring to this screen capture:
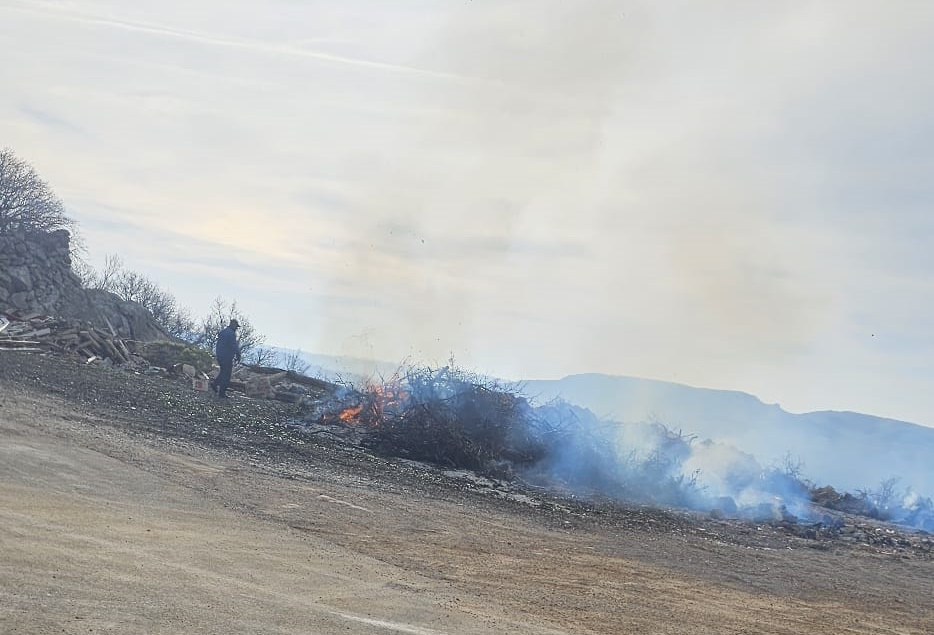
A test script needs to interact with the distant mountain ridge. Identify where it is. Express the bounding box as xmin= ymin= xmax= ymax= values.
xmin=521 ymin=373 xmax=934 ymax=497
